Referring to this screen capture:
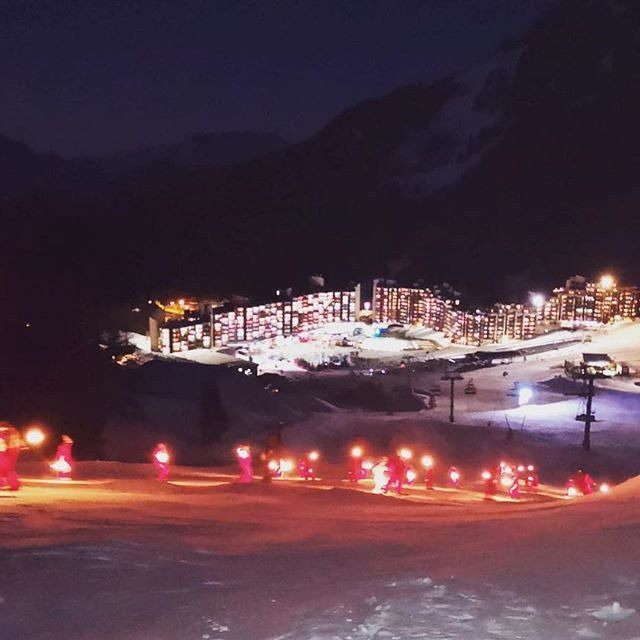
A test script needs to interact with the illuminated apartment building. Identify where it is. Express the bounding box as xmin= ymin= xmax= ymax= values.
xmin=150 ymin=315 xmax=212 ymax=354
xmin=543 ymin=275 xmax=639 ymax=324
xmin=208 ymin=287 xmax=359 ymax=349
xmin=372 ymin=281 xmax=454 ymax=331
xmin=374 ymin=282 xmax=537 ymax=345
